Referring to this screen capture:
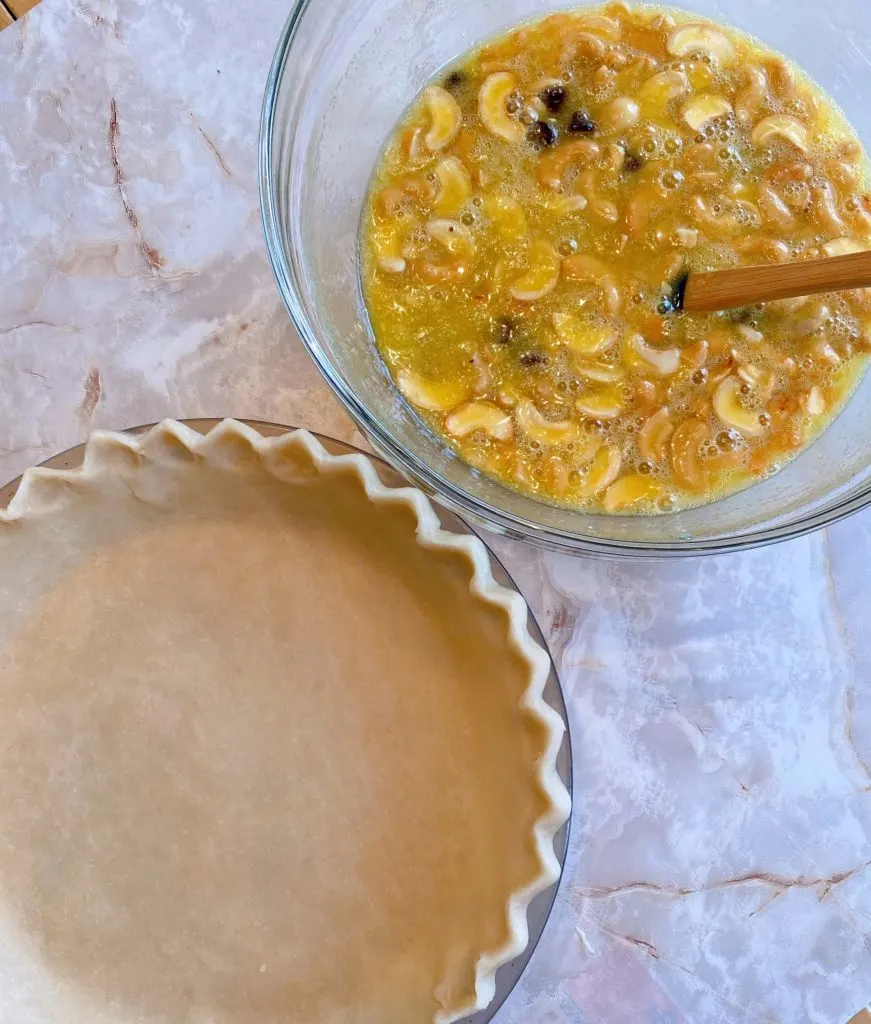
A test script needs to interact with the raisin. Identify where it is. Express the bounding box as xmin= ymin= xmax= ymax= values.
xmin=624 ymin=154 xmax=644 ymax=172
xmin=520 ymin=351 xmax=547 ymax=367
xmin=498 ymin=318 xmax=515 ymax=344
xmin=527 ymin=120 xmax=558 ymax=148
xmin=539 ymin=83 xmax=566 ymax=112
xmin=568 ymin=111 xmax=596 ymax=133
xmin=443 ymin=70 xmax=465 ymax=91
